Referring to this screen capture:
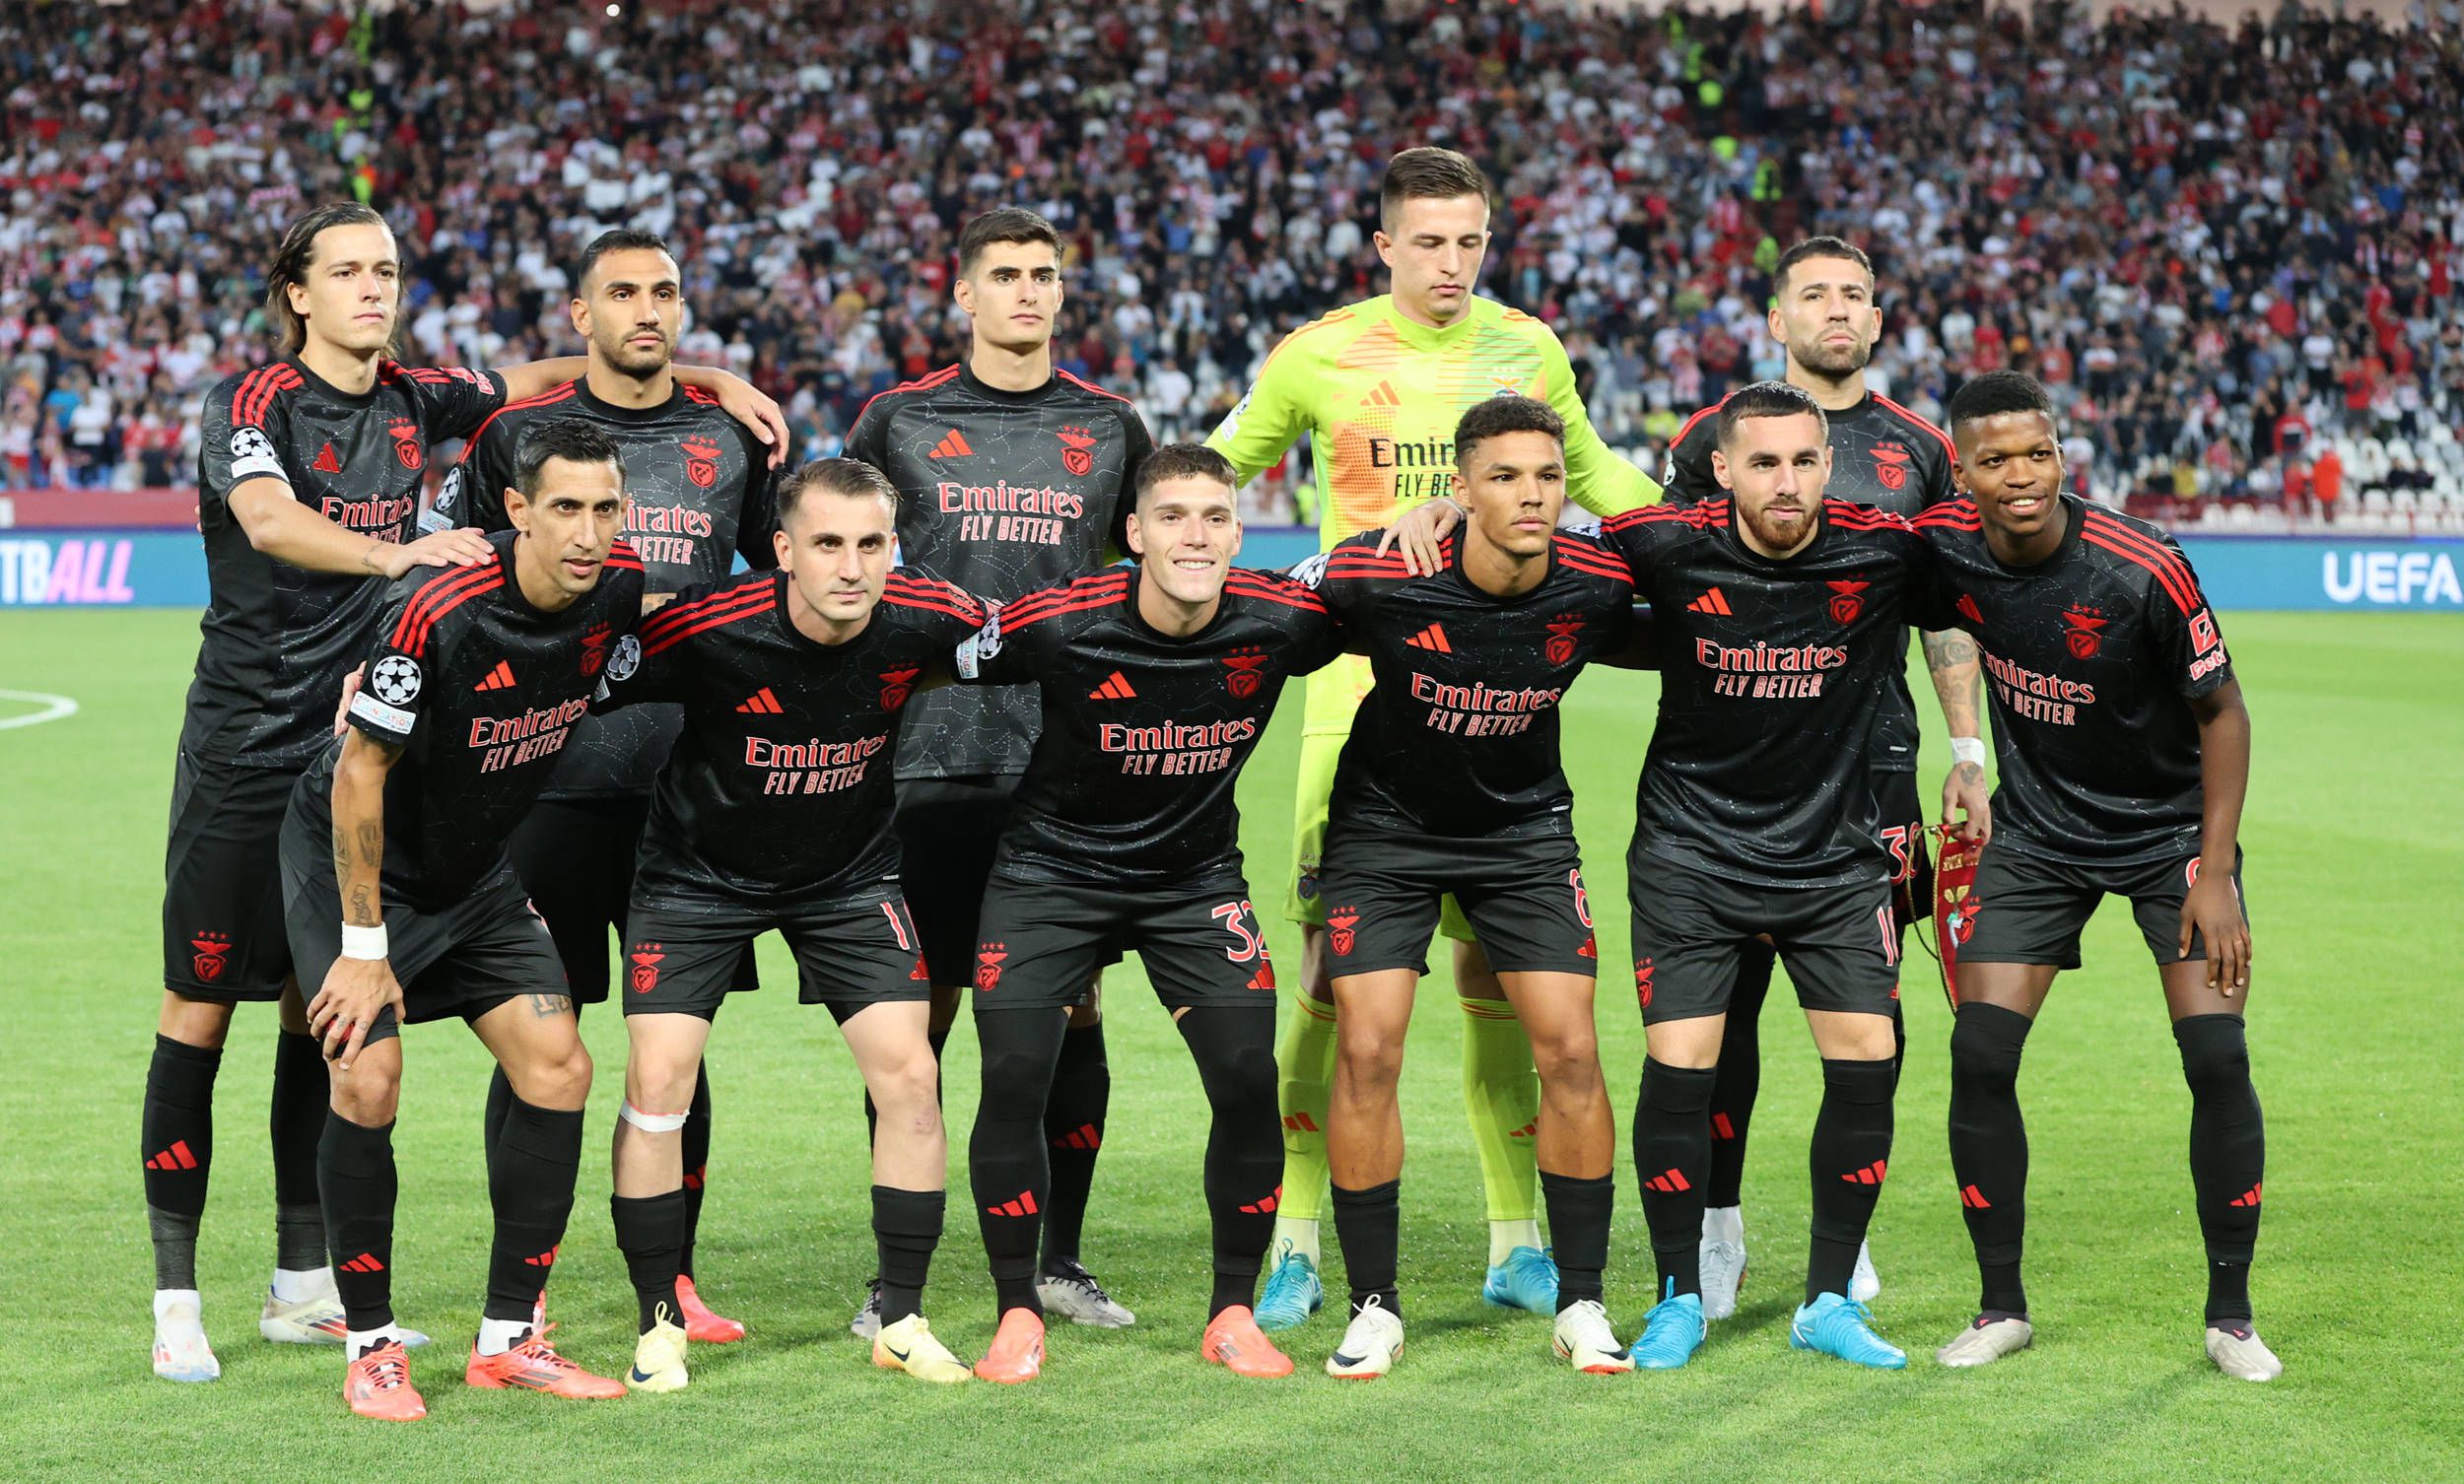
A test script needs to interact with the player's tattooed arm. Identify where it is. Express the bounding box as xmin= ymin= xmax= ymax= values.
xmin=309 ymin=729 xmax=406 ymax=1068
xmin=1924 ymin=628 xmax=1992 ymax=843
xmin=2182 ymin=680 xmax=2253 ymax=992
